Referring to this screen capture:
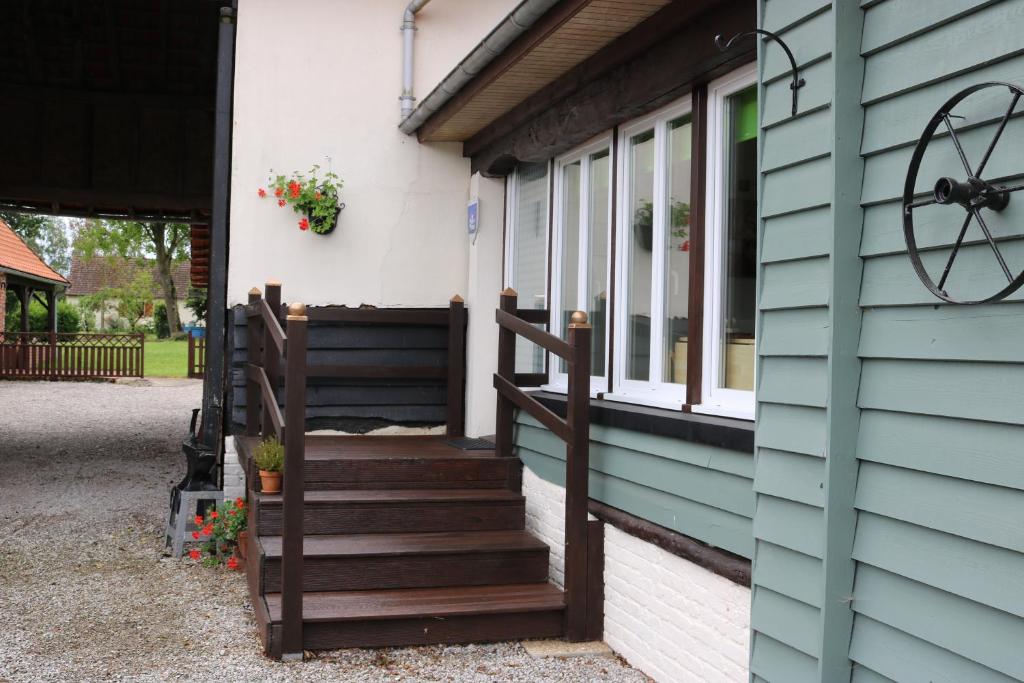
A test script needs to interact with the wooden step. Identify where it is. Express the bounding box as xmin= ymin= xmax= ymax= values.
xmin=254 ymin=489 xmax=526 ymax=535
xmin=260 ymin=583 xmax=566 ymax=654
xmin=238 ymin=434 xmax=517 ymax=490
xmin=257 ymin=530 xmax=549 ymax=592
